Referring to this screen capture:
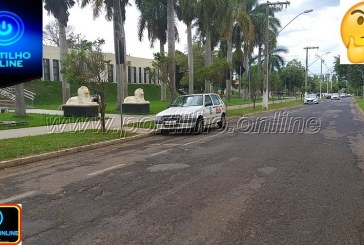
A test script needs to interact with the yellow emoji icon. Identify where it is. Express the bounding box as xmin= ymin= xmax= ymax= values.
xmin=341 ymin=2 xmax=364 ymax=63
